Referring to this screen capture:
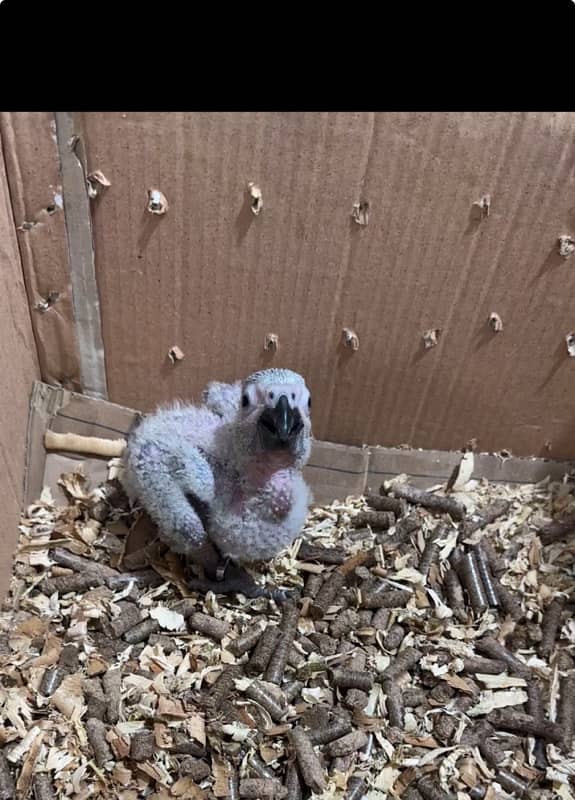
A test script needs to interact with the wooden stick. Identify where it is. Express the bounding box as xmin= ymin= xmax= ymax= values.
xmin=487 ymin=709 xmax=562 ymax=742
xmin=538 ymin=514 xmax=575 ymax=545
xmin=86 ymin=718 xmax=113 ymax=766
xmin=384 ymin=481 xmax=465 ymax=521
xmin=0 ymin=751 xmax=15 ymax=800
xmin=290 ymin=728 xmax=327 ymax=794
xmin=239 ymin=779 xmax=287 ymax=798
xmin=461 ymin=500 xmax=511 ymax=536
xmin=244 ymin=681 xmax=288 ymax=722
xmin=44 ymin=430 xmax=126 ymax=458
